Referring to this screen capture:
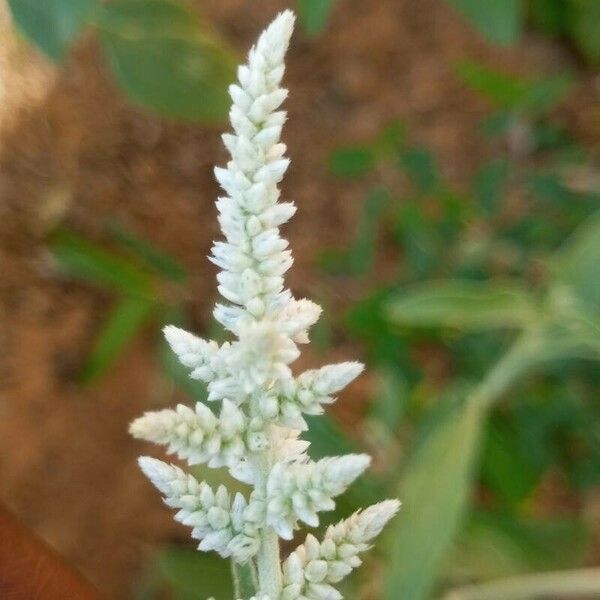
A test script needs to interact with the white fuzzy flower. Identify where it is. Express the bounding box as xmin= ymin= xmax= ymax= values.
xmin=276 ymin=362 xmax=365 ymax=425
xmin=131 ymin=11 xmax=399 ymax=597
xmin=138 ymin=457 xmax=261 ymax=562
xmin=264 ymin=455 xmax=371 ymax=539
xmin=130 ymin=400 xmax=247 ymax=469
xmin=281 ymin=500 xmax=401 ymax=599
